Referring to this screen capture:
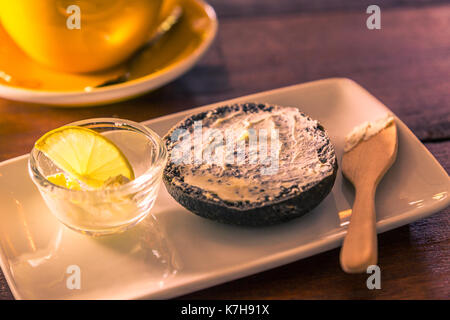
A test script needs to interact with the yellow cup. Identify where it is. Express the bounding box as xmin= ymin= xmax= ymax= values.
xmin=0 ymin=0 xmax=167 ymax=73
